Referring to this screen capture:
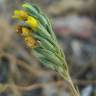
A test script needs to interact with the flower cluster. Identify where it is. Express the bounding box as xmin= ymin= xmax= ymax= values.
xmin=13 ymin=10 xmax=38 ymax=29
xmin=13 ymin=3 xmax=80 ymax=96
xmin=13 ymin=9 xmax=38 ymax=48
xmin=13 ymin=3 xmax=68 ymax=77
